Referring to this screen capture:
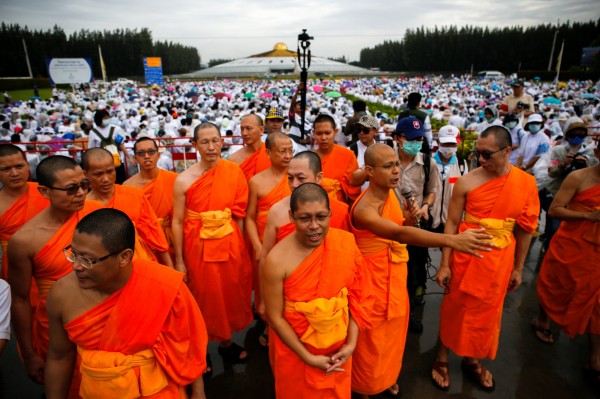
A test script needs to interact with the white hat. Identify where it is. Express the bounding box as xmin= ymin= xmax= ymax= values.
xmin=438 ymin=125 xmax=460 ymax=144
